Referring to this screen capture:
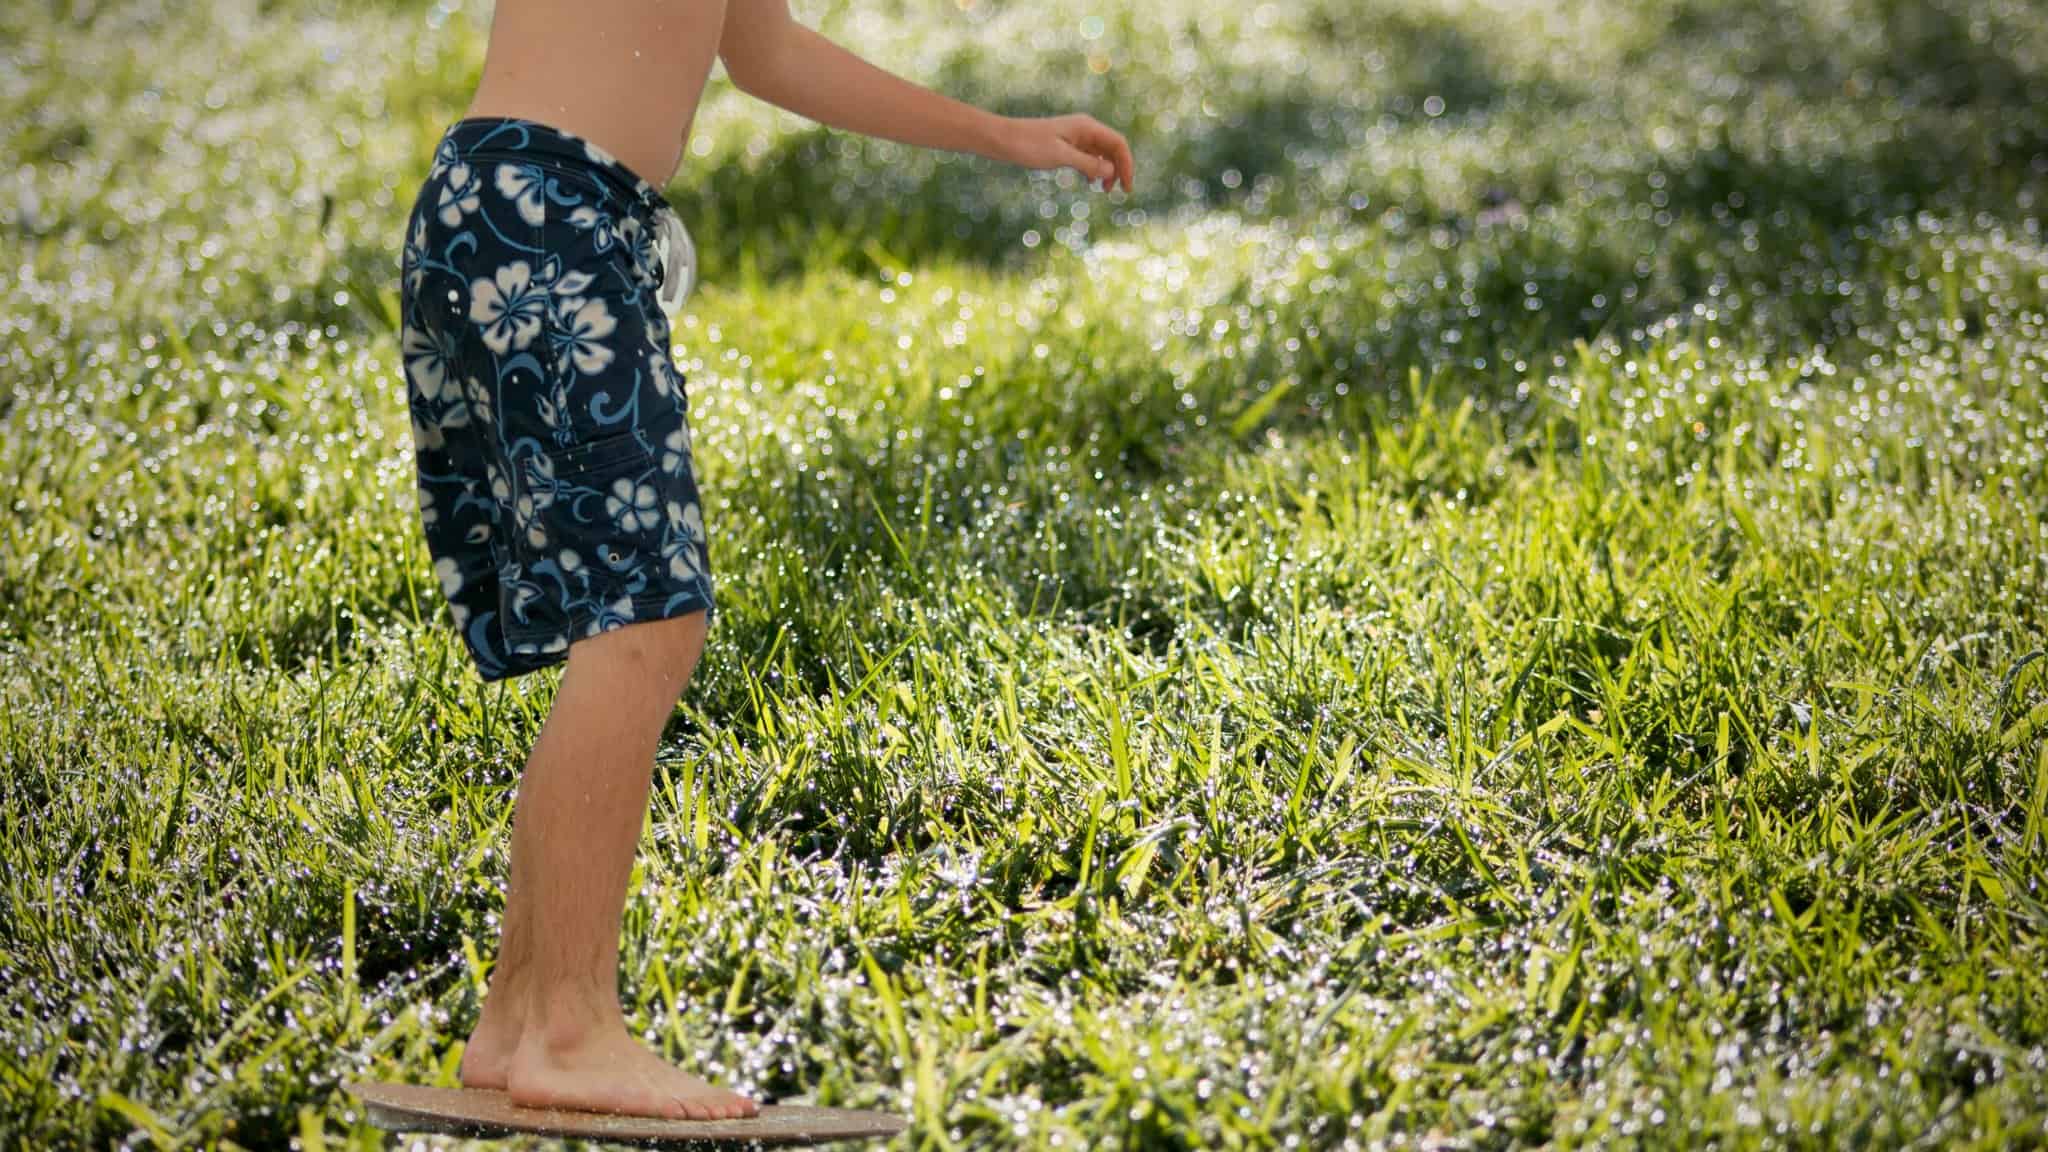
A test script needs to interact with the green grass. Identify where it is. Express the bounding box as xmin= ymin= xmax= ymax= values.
xmin=4 ymin=0 xmax=2047 ymax=1147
